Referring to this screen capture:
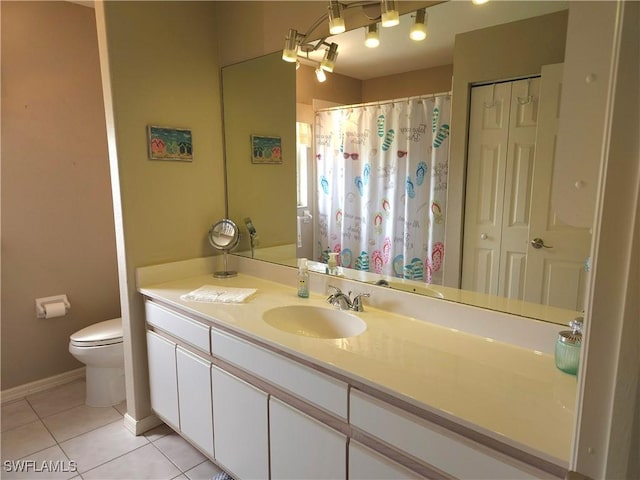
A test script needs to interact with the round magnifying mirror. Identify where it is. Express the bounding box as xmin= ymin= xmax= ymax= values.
xmin=208 ymin=219 xmax=239 ymax=278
